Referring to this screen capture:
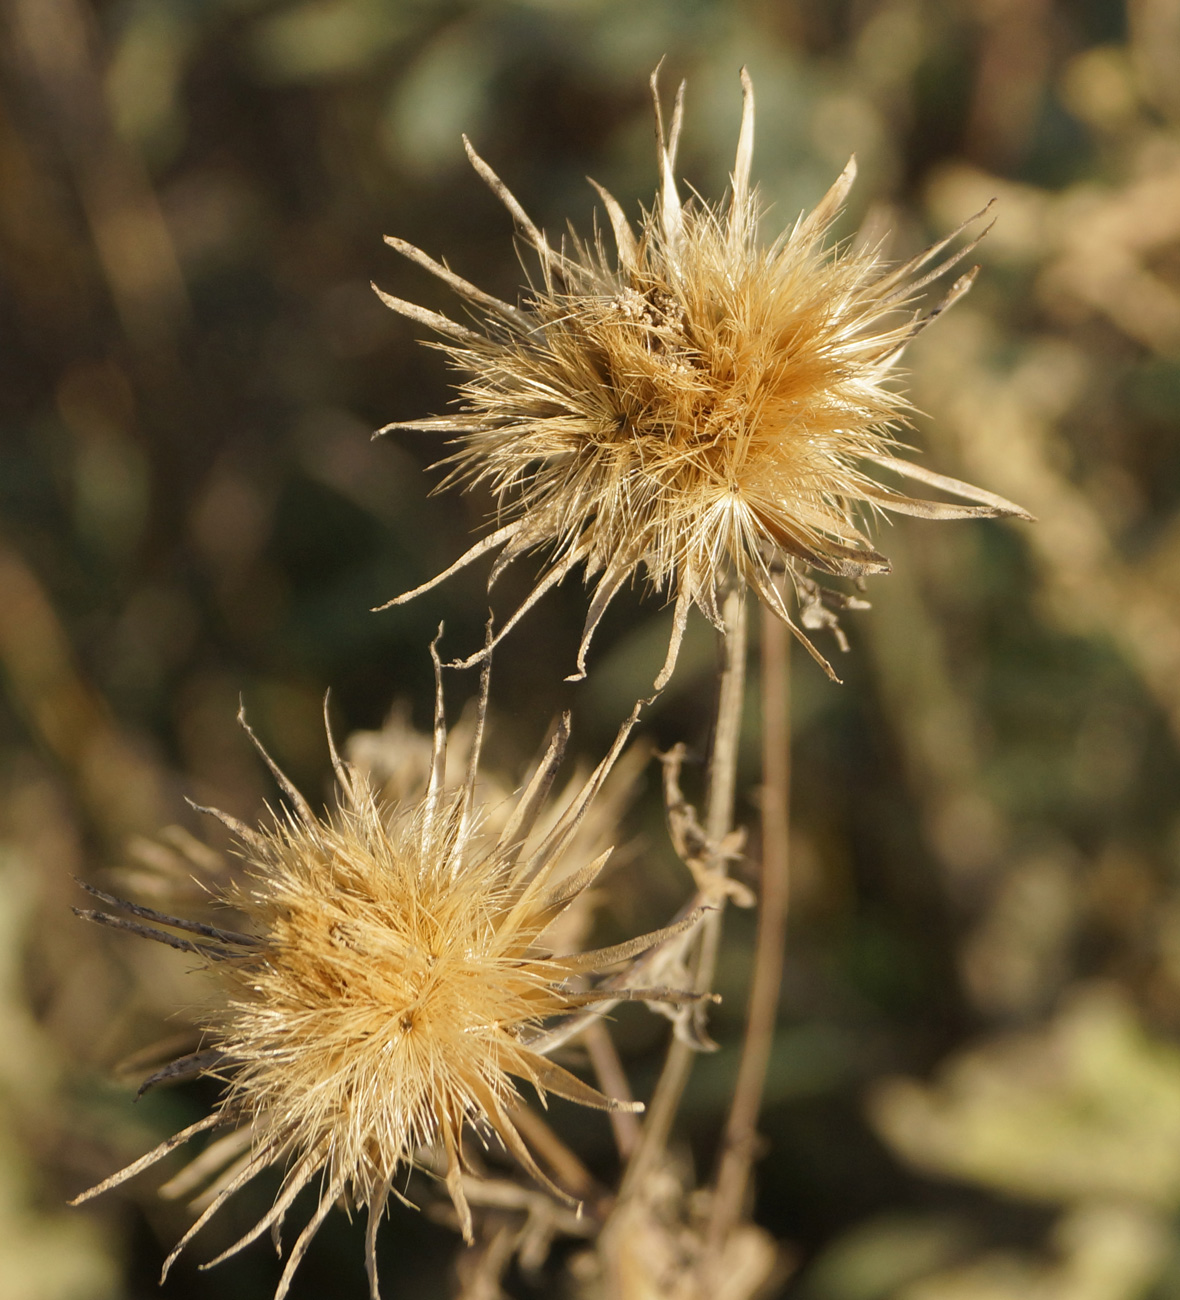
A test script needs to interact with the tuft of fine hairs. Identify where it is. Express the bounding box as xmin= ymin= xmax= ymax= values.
xmin=374 ymin=67 xmax=1031 ymax=687
xmin=72 ymin=644 xmax=709 ymax=1300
